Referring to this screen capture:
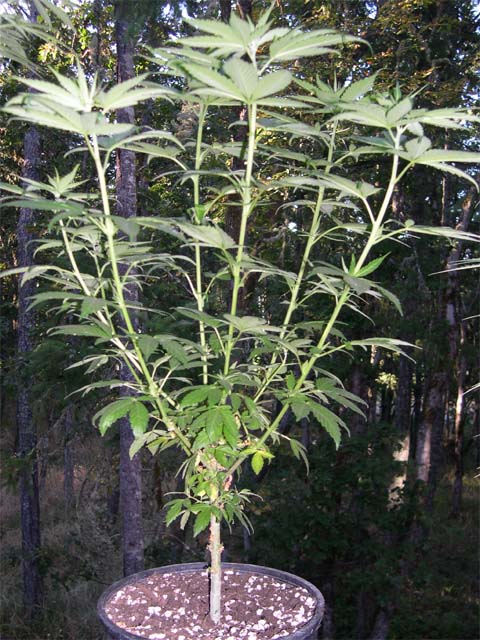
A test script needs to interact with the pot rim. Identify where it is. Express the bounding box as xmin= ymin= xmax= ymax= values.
xmin=97 ymin=562 xmax=324 ymax=640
